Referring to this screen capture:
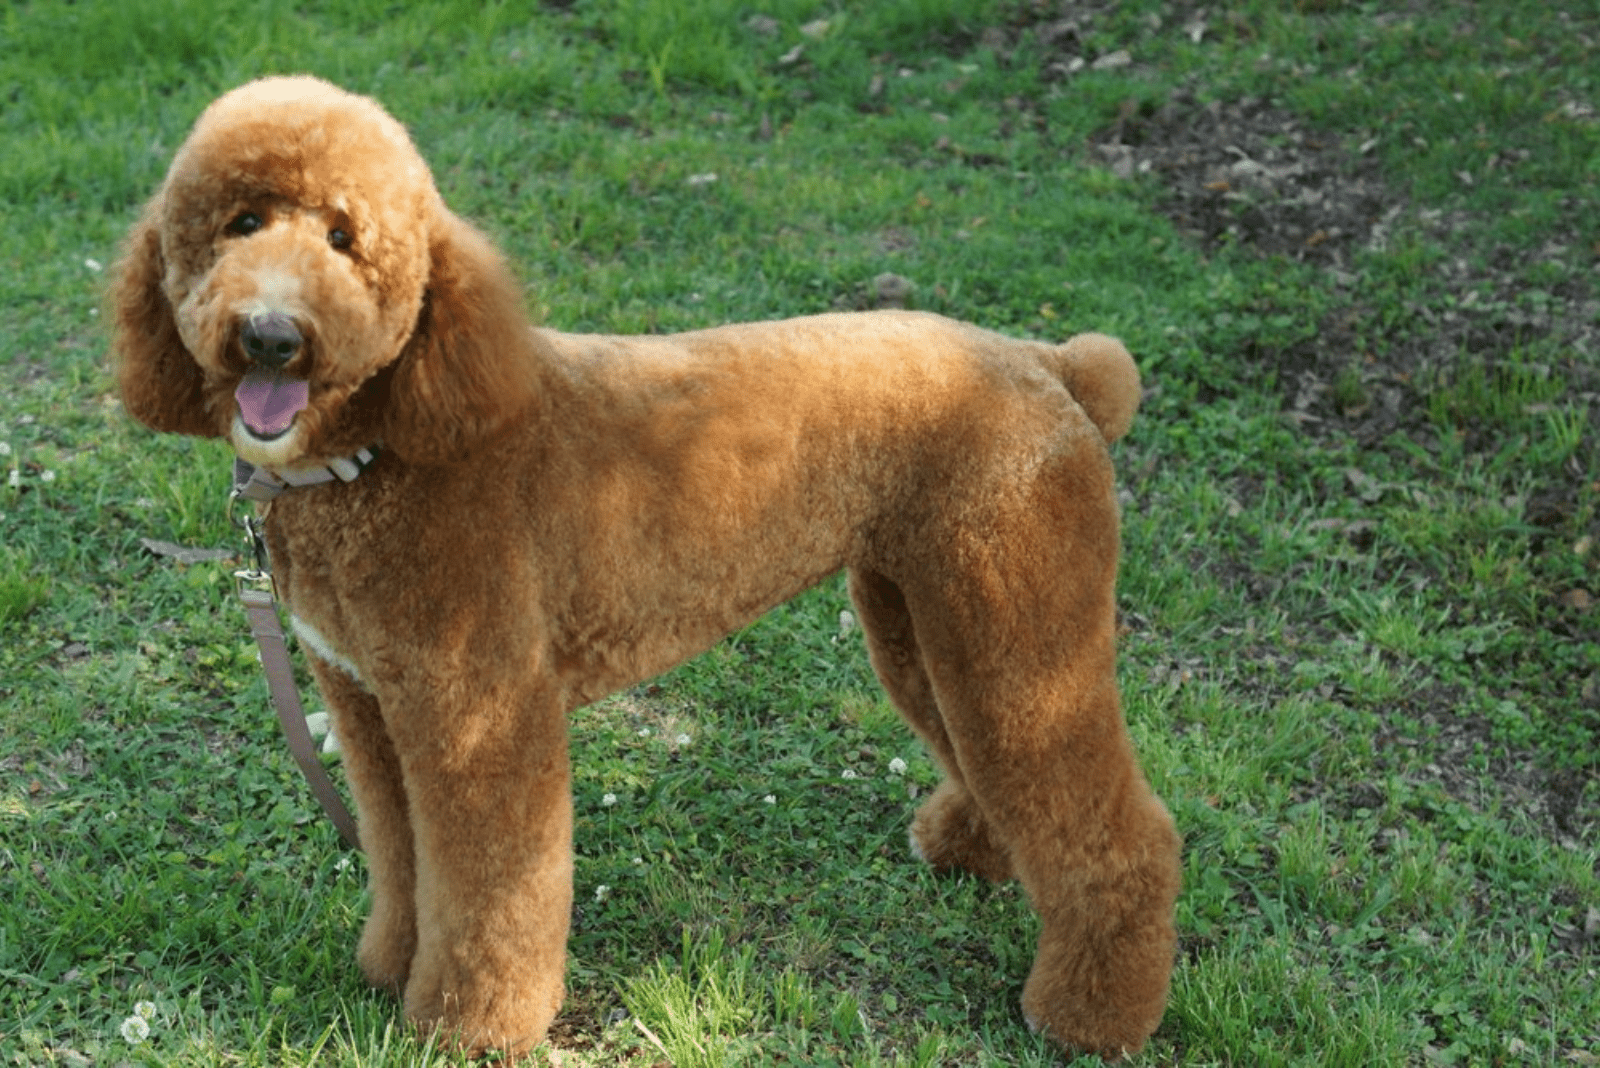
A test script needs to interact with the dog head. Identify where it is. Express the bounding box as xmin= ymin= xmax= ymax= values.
xmin=112 ymin=75 xmax=539 ymax=468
